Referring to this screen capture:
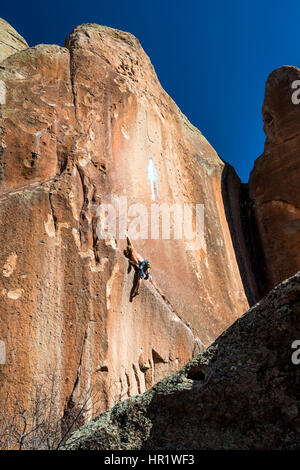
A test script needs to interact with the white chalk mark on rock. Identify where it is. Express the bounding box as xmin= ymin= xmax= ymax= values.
xmin=44 ymin=213 xmax=56 ymax=238
xmin=121 ymin=125 xmax=130 ymax=140
xmin=106 ymin=264 xmax=119 ymax=310
xmin=3 ymin=252 xmax=17 ymax=277
xmin=7 ymin=288 xmax=23 ymax=300
xmin=34 ymin=128 xmax=46 ymax=155
xmin=0 ymin=341 xmax=5 ymax=365
xmin=72 ymin=228 xmax=81 ymax=249
xmin=147 ymin=156 xmax=160 ymax=201
xmin=0 ymin=80 xmax=6 ymax=105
